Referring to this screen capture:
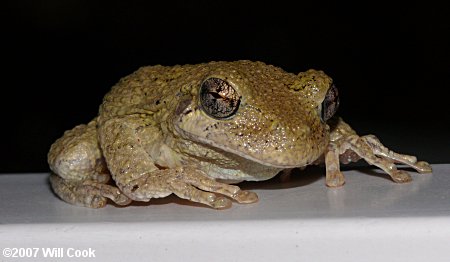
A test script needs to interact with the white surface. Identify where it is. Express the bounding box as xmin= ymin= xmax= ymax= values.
xmin=1 ymin=164 xmax=450 ymax=261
